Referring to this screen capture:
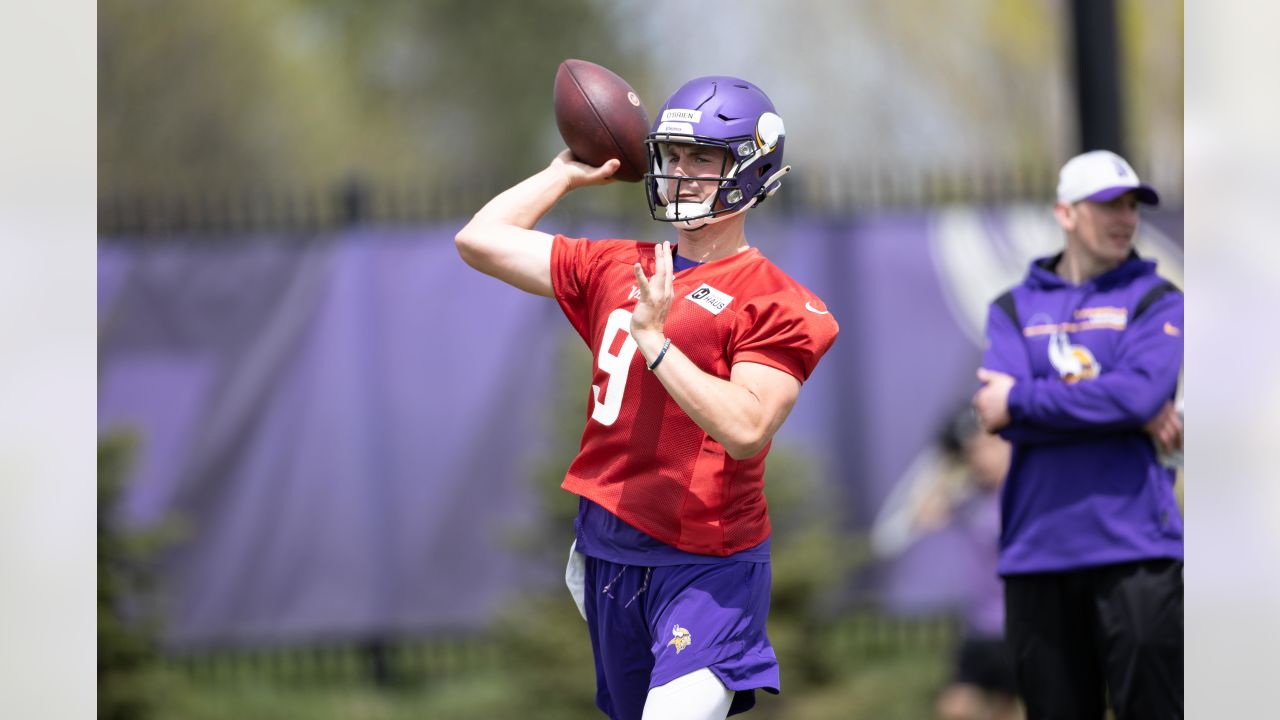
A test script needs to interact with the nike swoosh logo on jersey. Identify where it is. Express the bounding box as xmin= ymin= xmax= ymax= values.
xmin=805 ymin=301 xmax=829 ymax=315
